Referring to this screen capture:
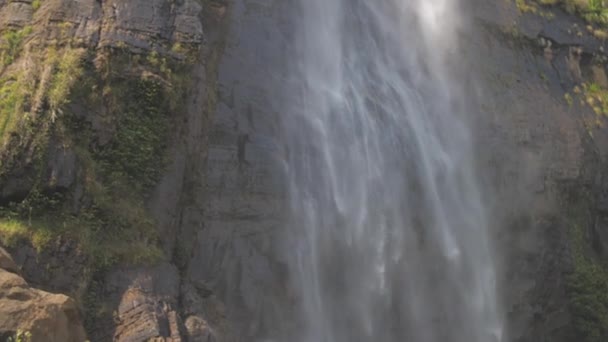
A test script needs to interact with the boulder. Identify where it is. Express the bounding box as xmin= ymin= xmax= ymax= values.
xmin=0 ymin=249 xmax=87 ymax=342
